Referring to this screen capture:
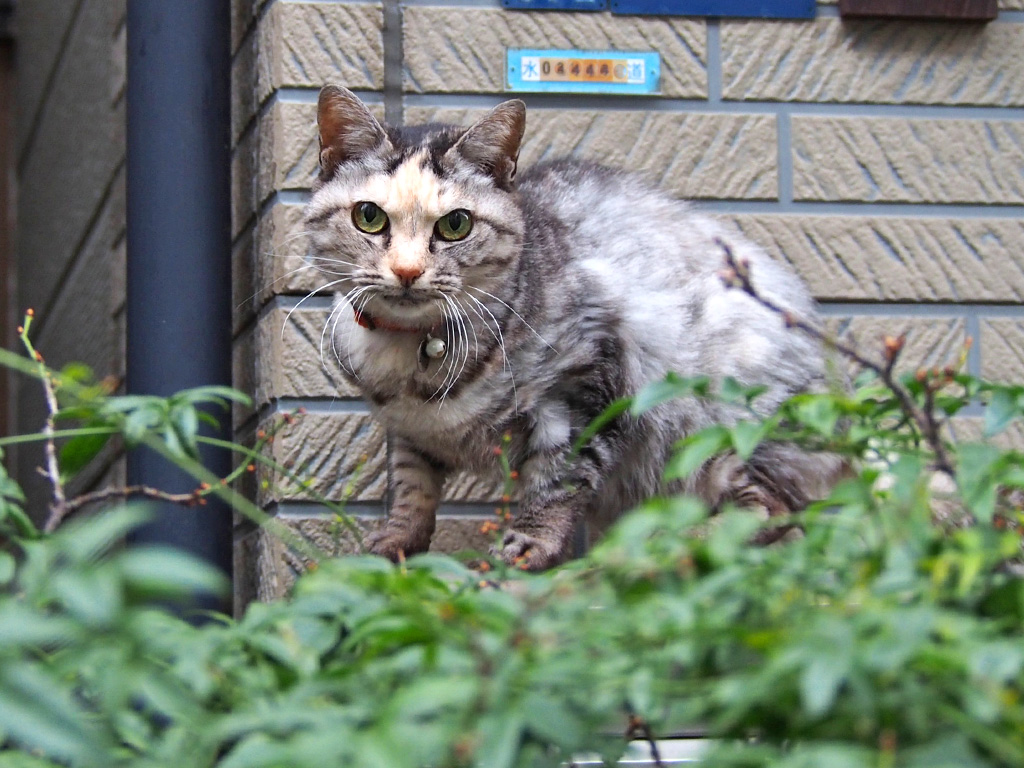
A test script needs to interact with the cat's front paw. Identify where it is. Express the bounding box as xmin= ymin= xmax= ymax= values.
xmin=492 ymin=530 xmax=568 ymax=571
xmin=366 ymin=526 xmax=432 ymax=562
